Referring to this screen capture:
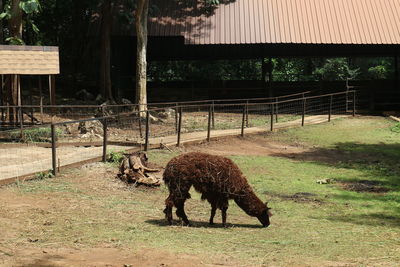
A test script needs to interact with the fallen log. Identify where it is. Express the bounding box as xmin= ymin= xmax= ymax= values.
xmin=118 ymin=152 xmax=162 ymax=186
